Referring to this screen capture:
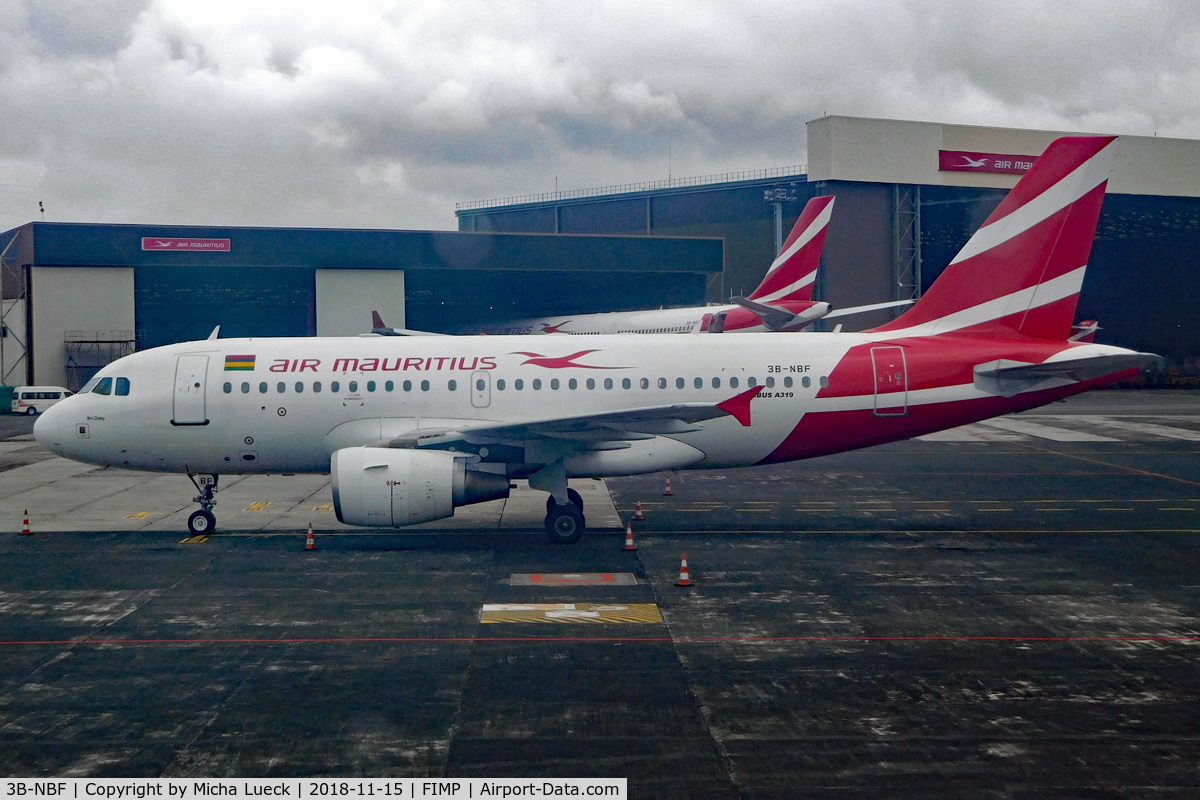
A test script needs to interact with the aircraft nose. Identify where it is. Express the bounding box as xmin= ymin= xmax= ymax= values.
xmin=33 ymin=400 xmax=73 ymax=457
